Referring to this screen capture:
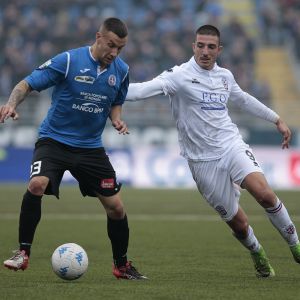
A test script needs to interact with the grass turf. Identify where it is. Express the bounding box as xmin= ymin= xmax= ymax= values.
xmin=0 ymin=185 xmax=300 ymax=300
